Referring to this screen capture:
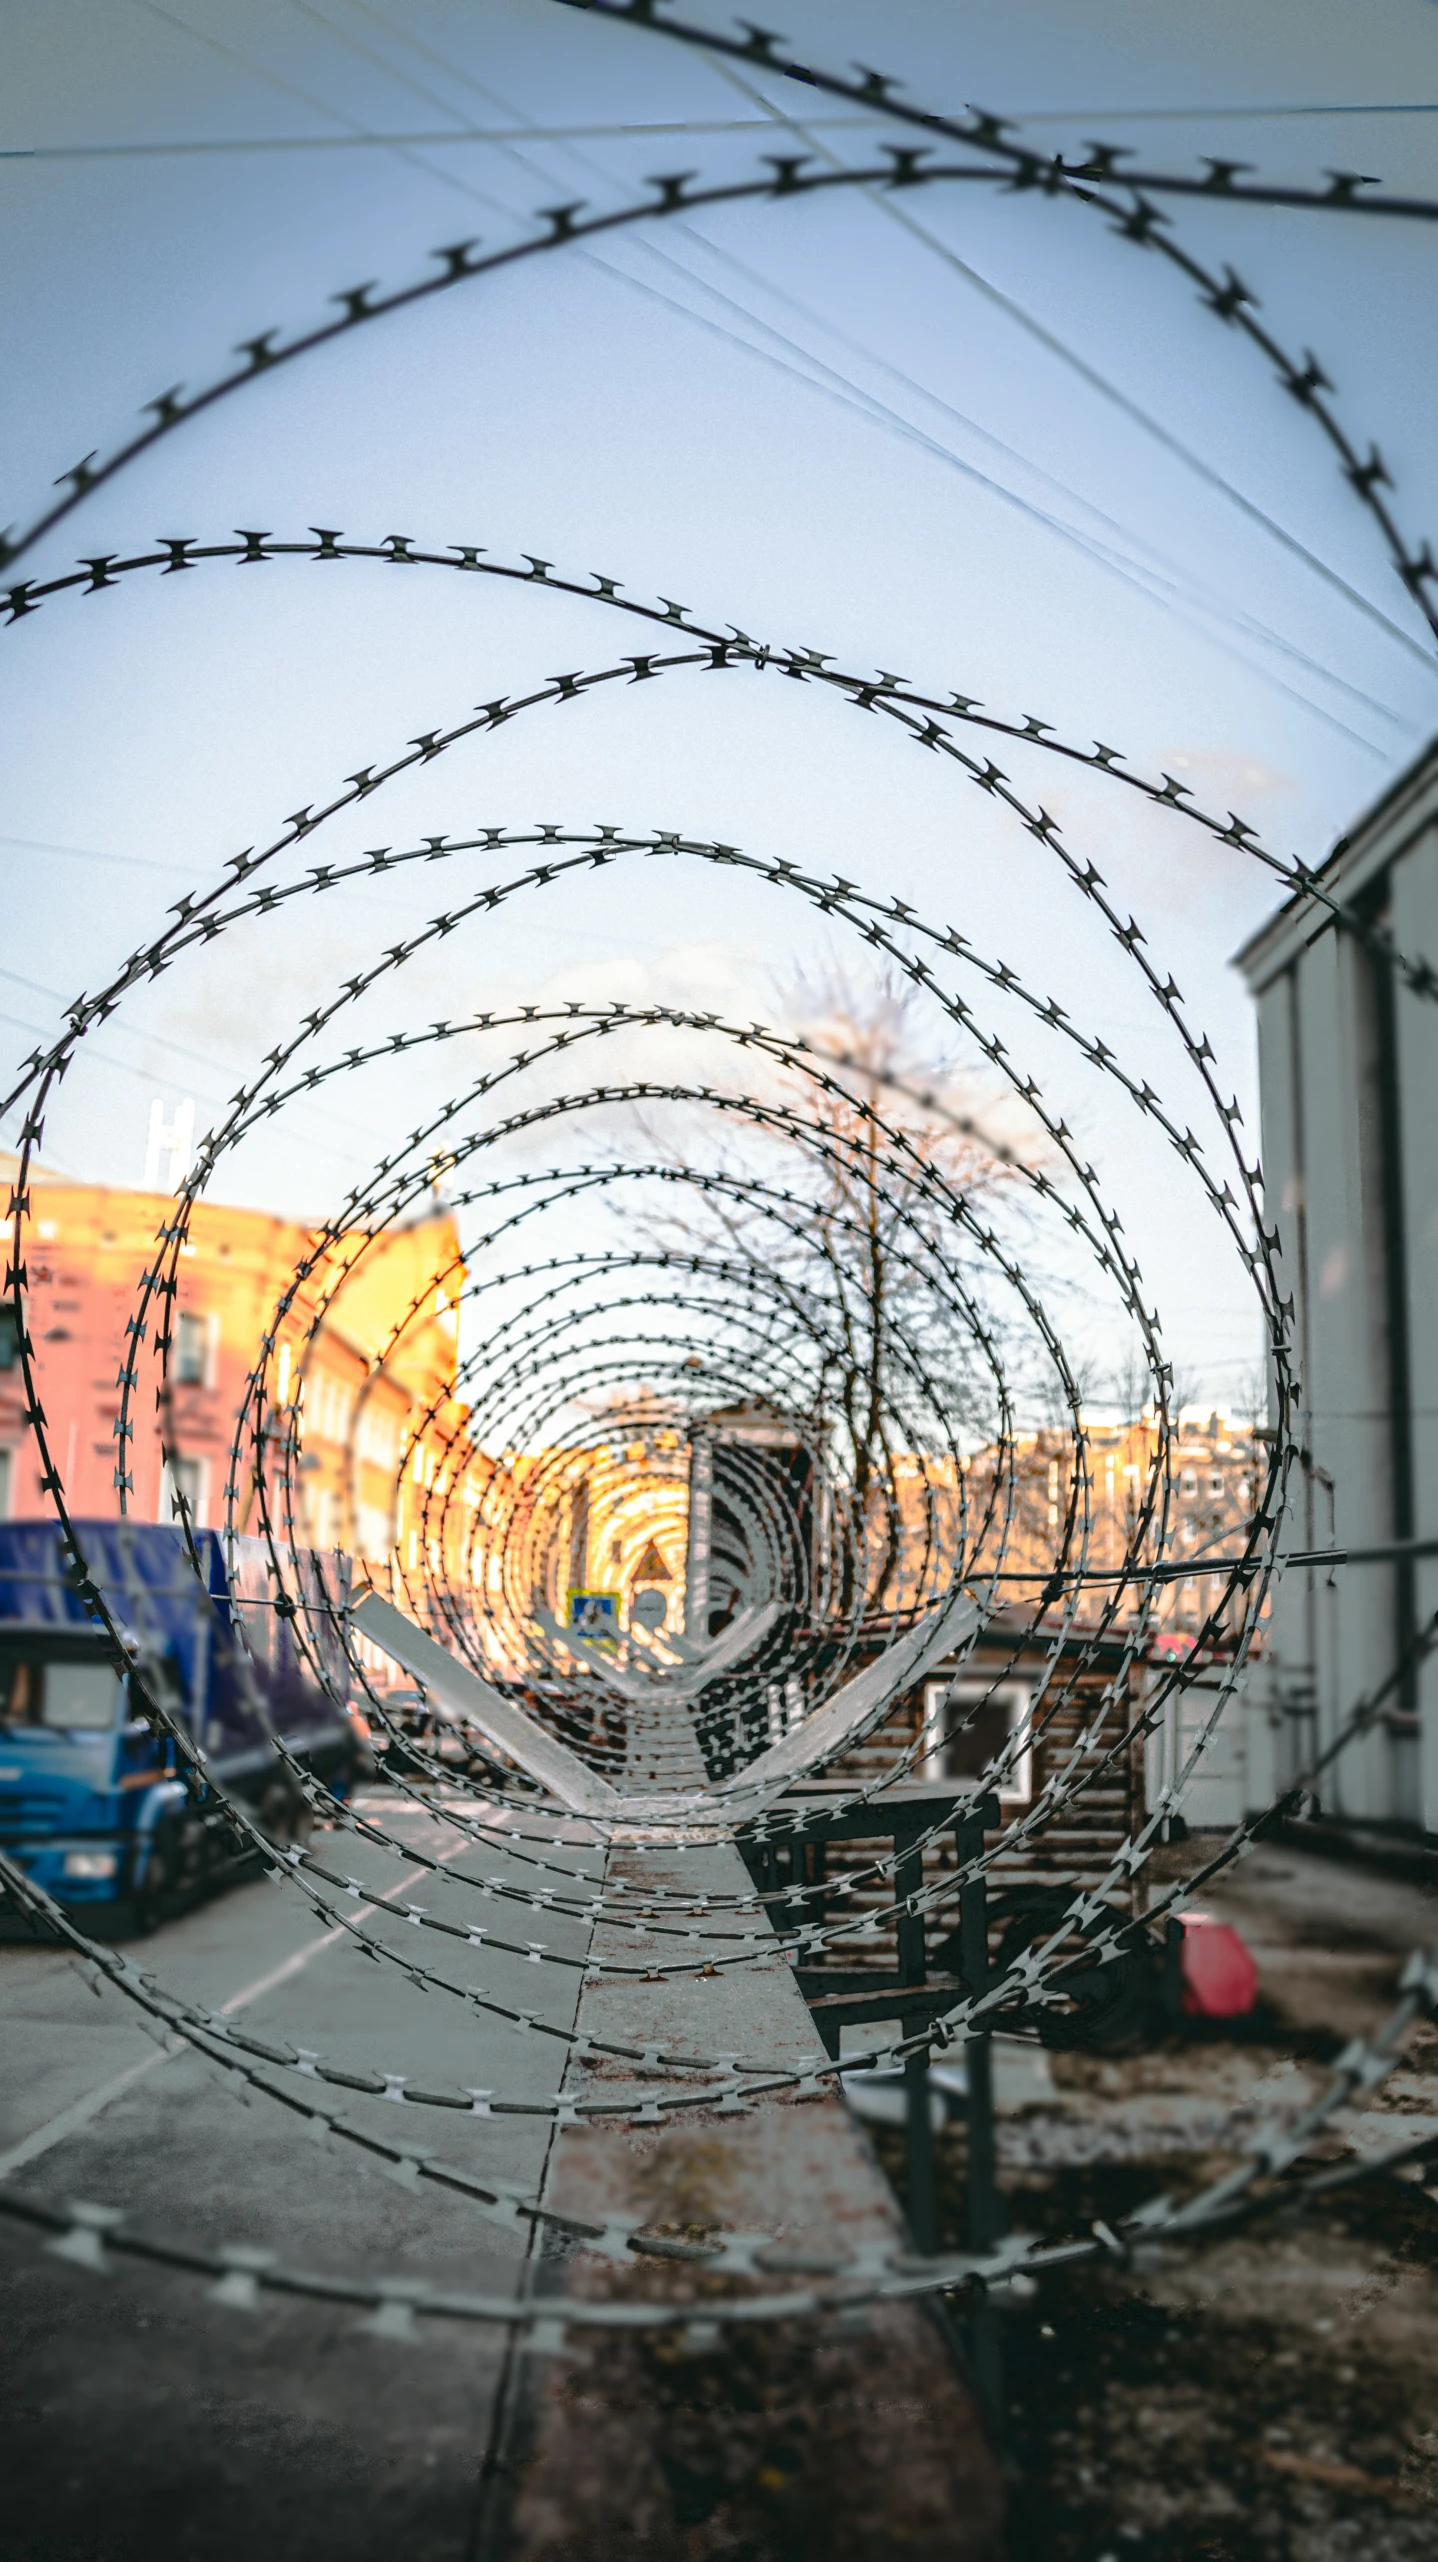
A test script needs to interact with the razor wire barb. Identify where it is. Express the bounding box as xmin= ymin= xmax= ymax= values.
xmin=2 ymin=3 xmax=1436 ymax=2344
